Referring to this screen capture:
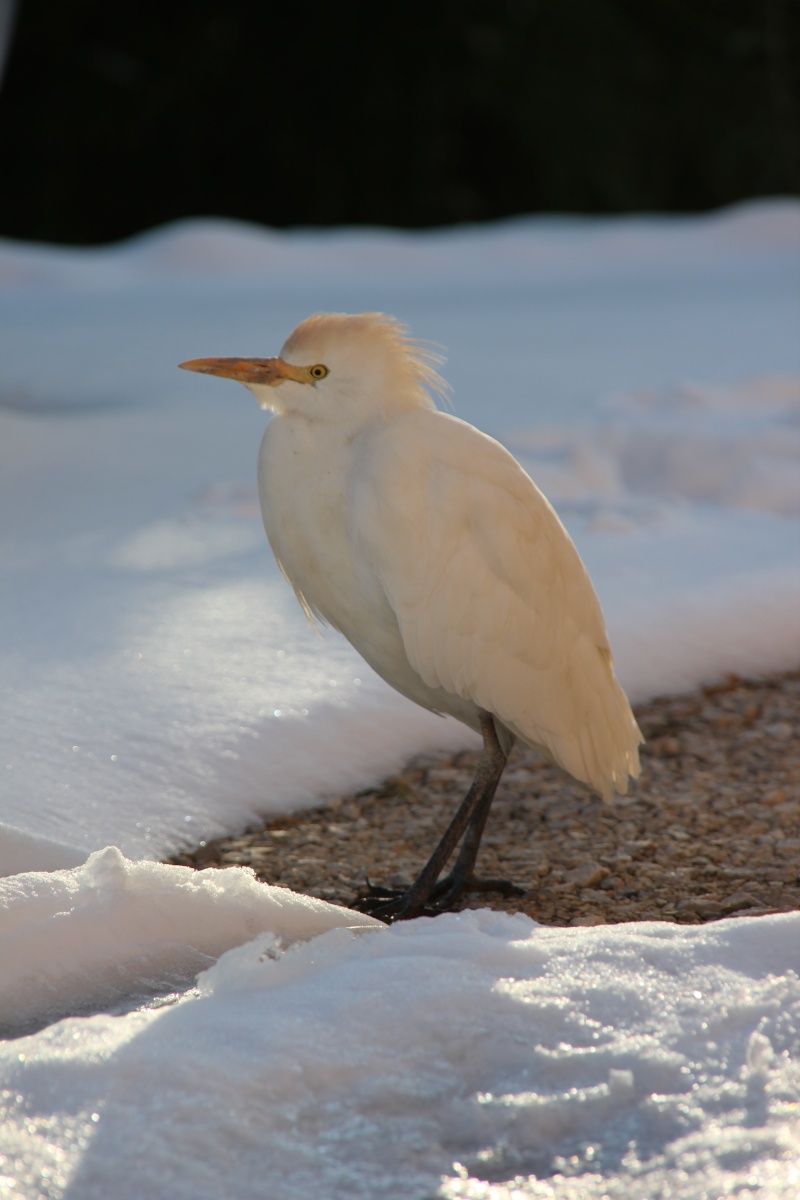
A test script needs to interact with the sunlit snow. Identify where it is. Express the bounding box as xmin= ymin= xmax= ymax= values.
xmin=0 ymin=202 xmax=799 ymax=1198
